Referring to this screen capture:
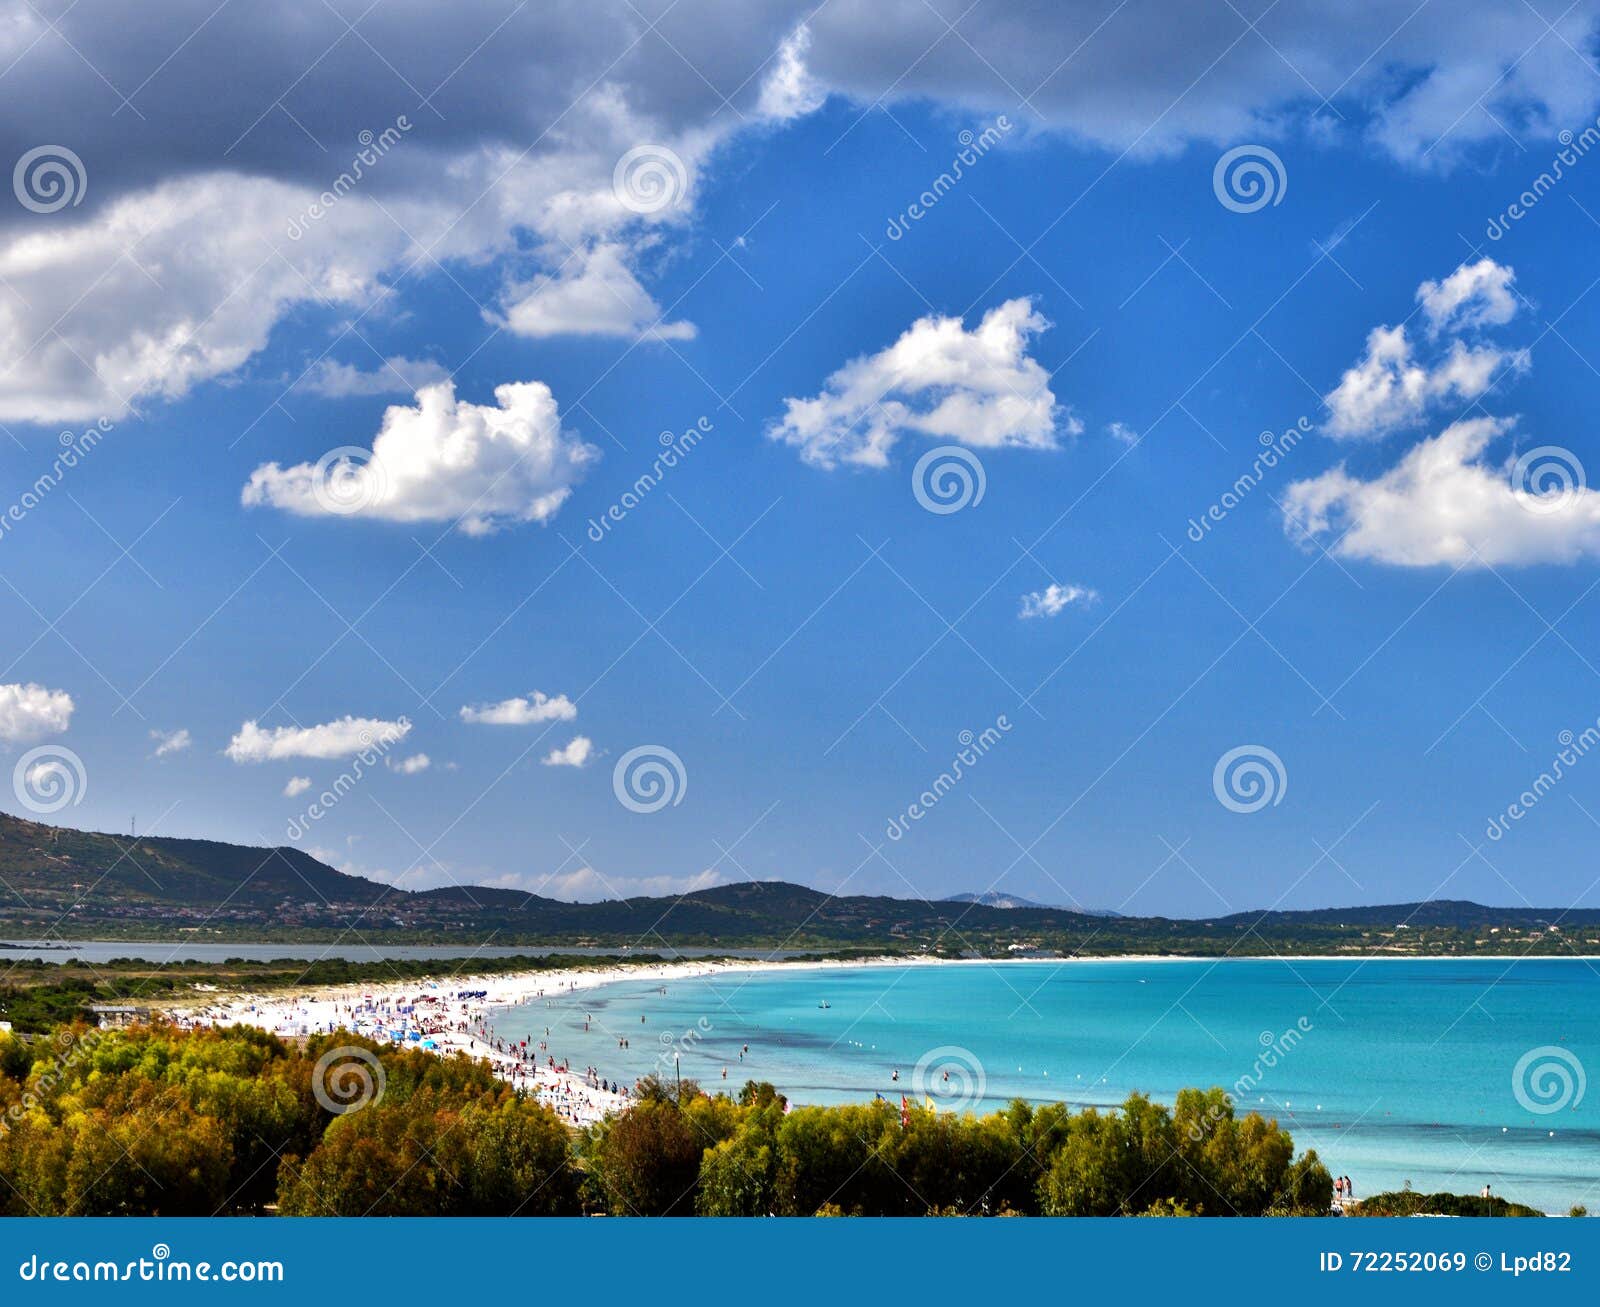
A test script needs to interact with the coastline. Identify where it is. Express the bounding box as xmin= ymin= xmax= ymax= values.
xmin=169 ymin=955 xmax=908 ymax=1124
xmin=161 ymin=949 xmax=1586 ymax=1127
